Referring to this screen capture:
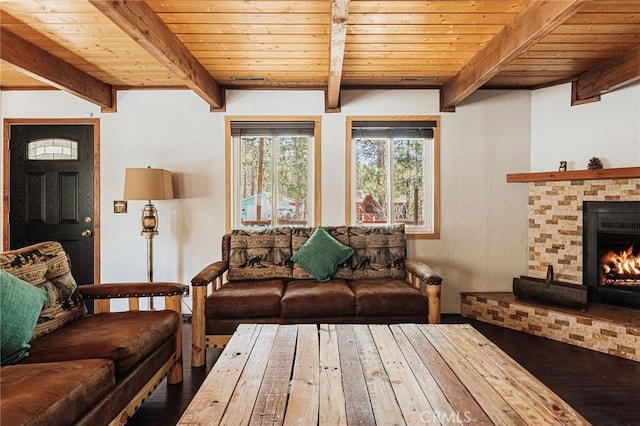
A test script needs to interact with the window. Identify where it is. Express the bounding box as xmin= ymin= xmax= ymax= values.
xmin=346 ymin=116 xmax=440 ymax=238
xmin=27 ymin=138 xmax=78 ymax=160
xmin=226 ymin=117 xmax=321 ymax=230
